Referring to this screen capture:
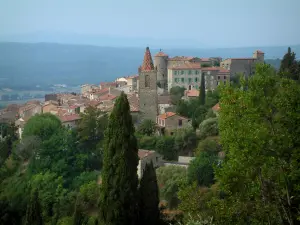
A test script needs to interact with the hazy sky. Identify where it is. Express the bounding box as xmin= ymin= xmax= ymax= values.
xmin=0 ymin=0 xmax=299 ymax=48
